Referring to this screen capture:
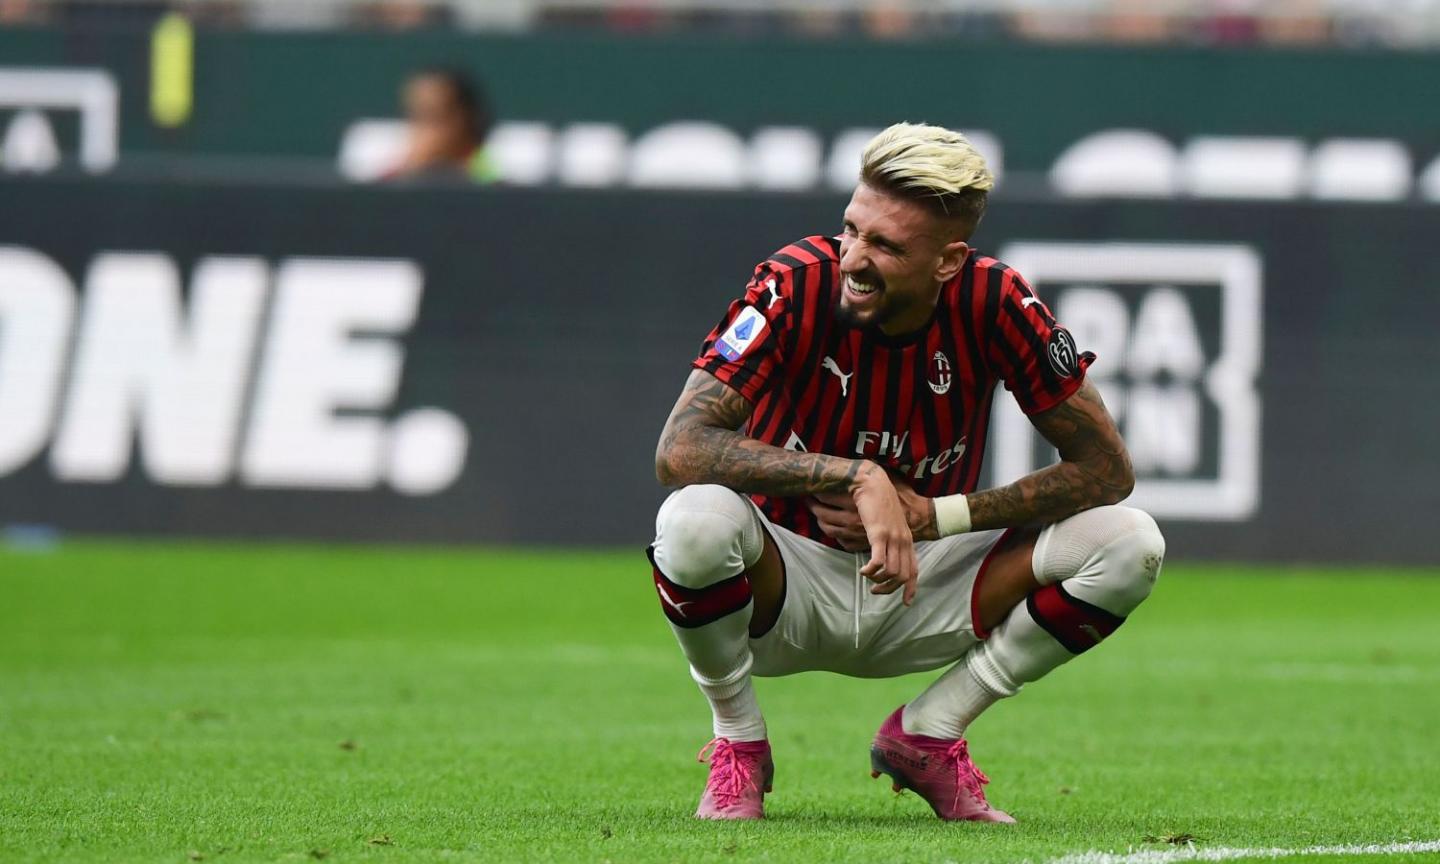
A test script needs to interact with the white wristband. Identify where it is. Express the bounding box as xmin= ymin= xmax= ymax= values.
xmin=933 ymin=494 xmax=972 ymax=537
